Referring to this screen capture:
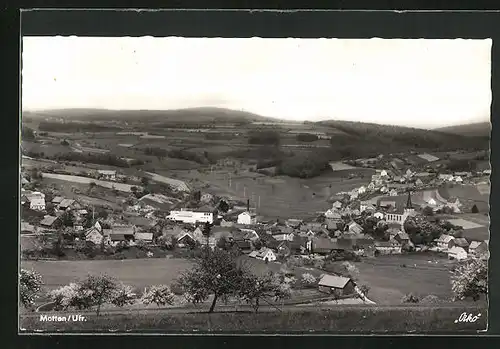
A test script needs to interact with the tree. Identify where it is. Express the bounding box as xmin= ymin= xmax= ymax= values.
xmin=19 ymin=269 xmax=43 ymax=310
xmin=239 ymin=272 xmax=291 ymax=313
xmin=471 ymin=204 xmax=479 ymax=213
xmin=141 ymin=176 xmax=150 ymax=187
xmin=141 ymin=285 xmax=175 ymax=307
xmin=358 ymin=284 xmax=370 ymax=298
xmin=60 ymin=211 xmax=75 ymax=227
xmin=76 ymin=274 xmax=120 ymax=316
xmin=177 ymin=248 xmax=245 ymax=313
xmin=451 ymin=259 xmax=488 ymax=301
xmin=422 ymin=206 xmax=434 ymax=216
xmin=300 ymin=273 xmax=317 ymax=288
xmin=217 ymin=200 xmax=230 ymax=213
xmin=111 ymin=284 xmax=137 ymax=308
xmin=402 ymin=293 xmax=420 ymax=303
